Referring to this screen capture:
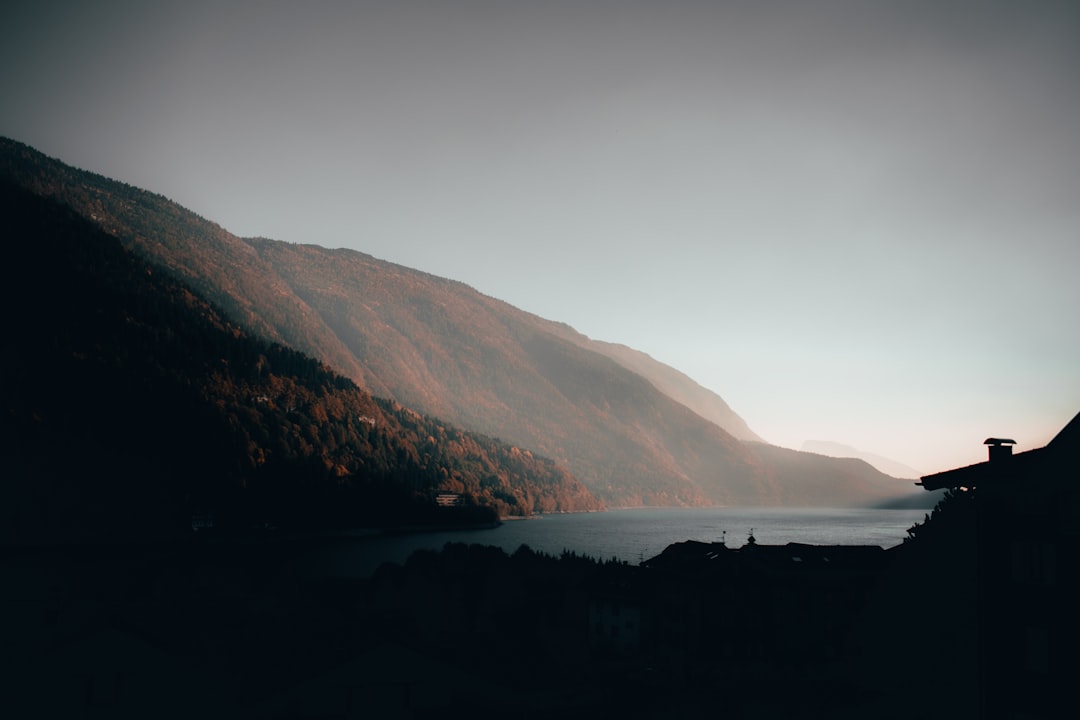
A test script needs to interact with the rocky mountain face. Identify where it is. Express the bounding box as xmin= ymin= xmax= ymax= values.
xmin=1 ymin=137 xmax=916 ymax=507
